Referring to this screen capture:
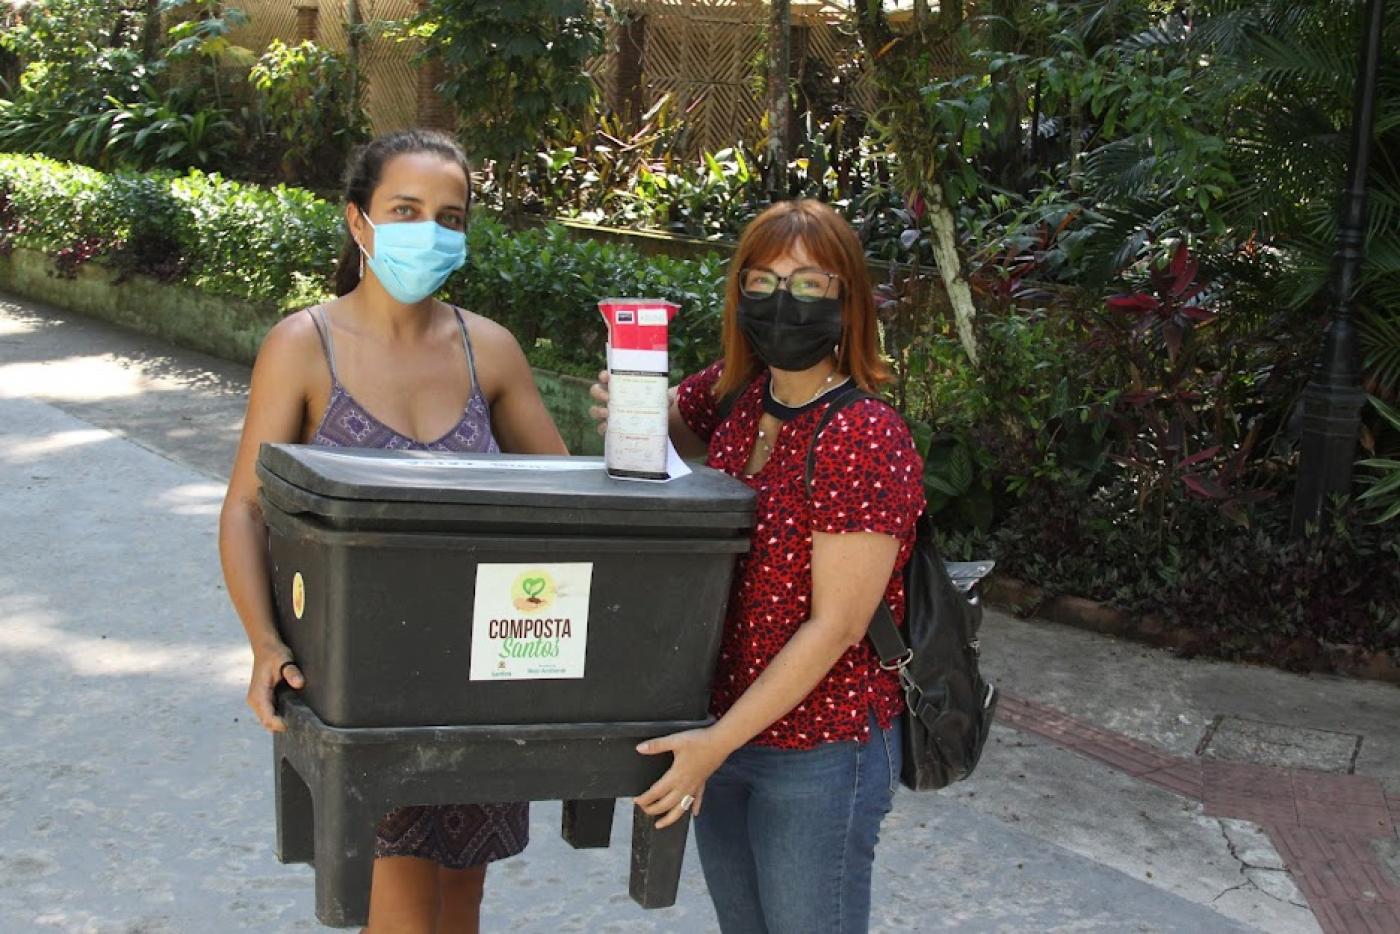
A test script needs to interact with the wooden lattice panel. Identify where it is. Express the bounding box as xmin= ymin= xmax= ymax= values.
xmin=613 ymin=0 xmax=877 ymax=154
xmin=800 ymin=11 xmax=879 ymax=118
xmin=625 ymin=0 xmax=765 ymax=154
xmin=227 ymin=0 xmax=298 ymax=54
xmin=230 ymin=0 xmax=426 ymax=136
xmin=357 ymin=1 xmax=426 ymax=133
xmin=229 ymin=1 xmax=908 ymax=156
